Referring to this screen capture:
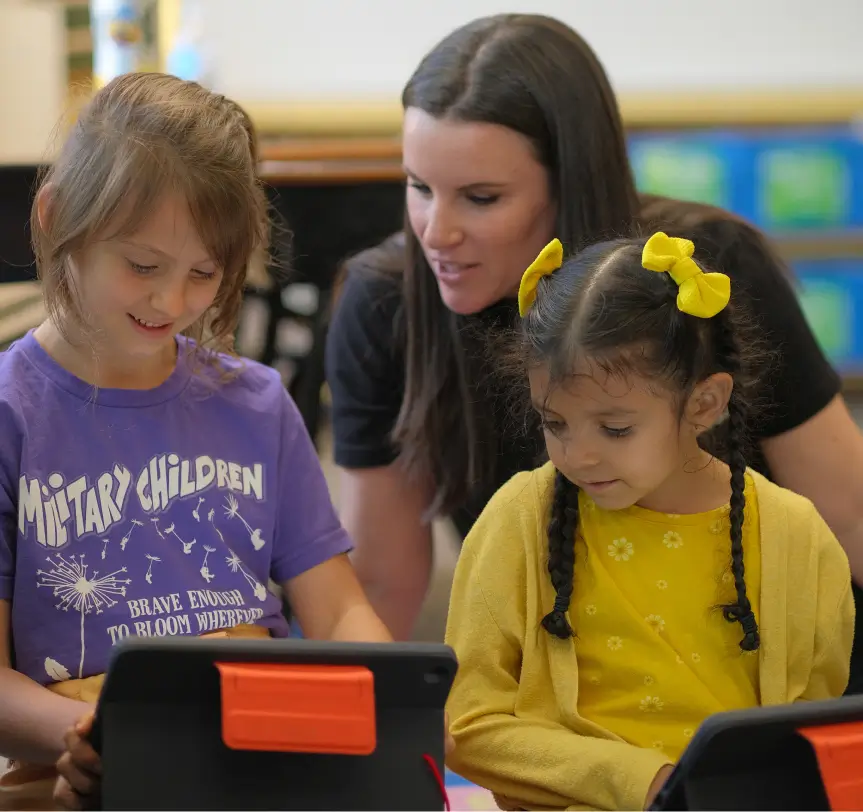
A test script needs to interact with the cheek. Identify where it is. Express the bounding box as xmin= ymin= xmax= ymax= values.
xmin=405 ymin=192 xmax=428 ymax=237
